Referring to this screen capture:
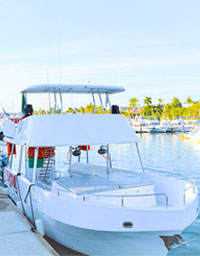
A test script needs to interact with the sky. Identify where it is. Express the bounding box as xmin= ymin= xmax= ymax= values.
xmin=0 ymin=0 xmax=200 ymax=112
